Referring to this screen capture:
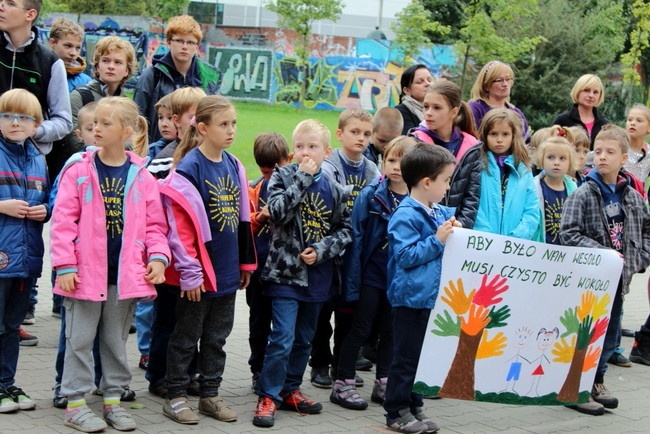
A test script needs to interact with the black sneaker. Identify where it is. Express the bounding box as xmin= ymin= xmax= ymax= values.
xmin=621 ymin=328 xmax=635 ymax=338
xmin=629 ymin=332 xmax=650 ymax=365
xmin=52 ymin=383 xmax=67 ymax=409
xmin=355 ymin=355 xmax=373 ymax=371
xmin=310 ymin=366 xmax=332 ymax=388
